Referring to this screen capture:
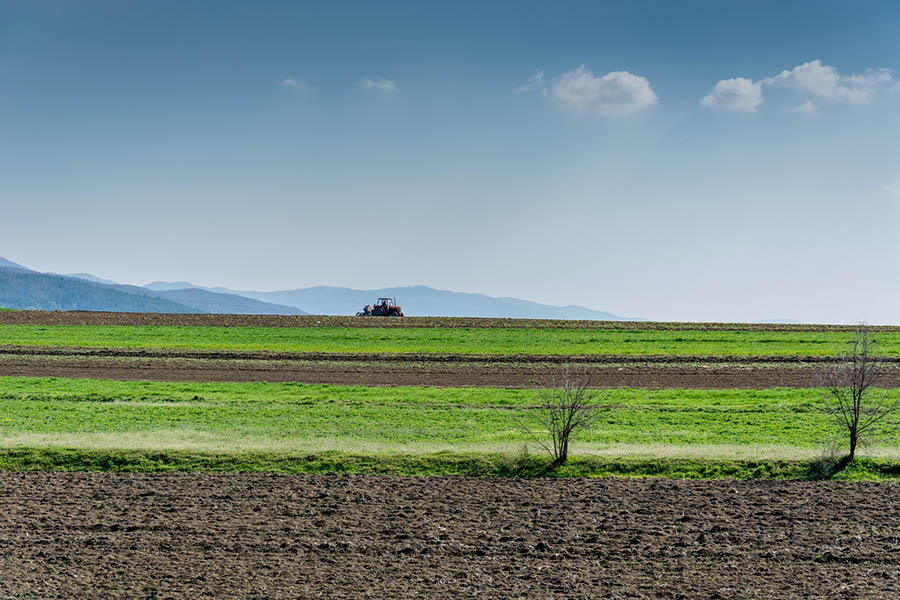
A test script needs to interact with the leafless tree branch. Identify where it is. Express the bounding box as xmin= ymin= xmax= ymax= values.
xmin=520 ymin=365 xmax=607 ymax=468
xmin=821 ymin=325 xmax=898 ymax=461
